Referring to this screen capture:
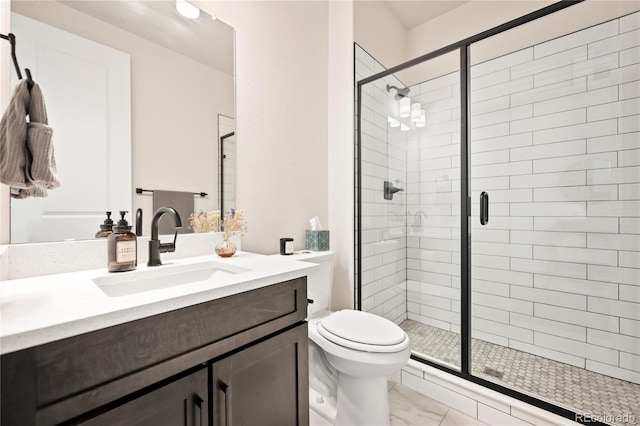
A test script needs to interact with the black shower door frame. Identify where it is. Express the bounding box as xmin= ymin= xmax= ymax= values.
xmin=353 ymin=1 xmax=608 ymax=424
